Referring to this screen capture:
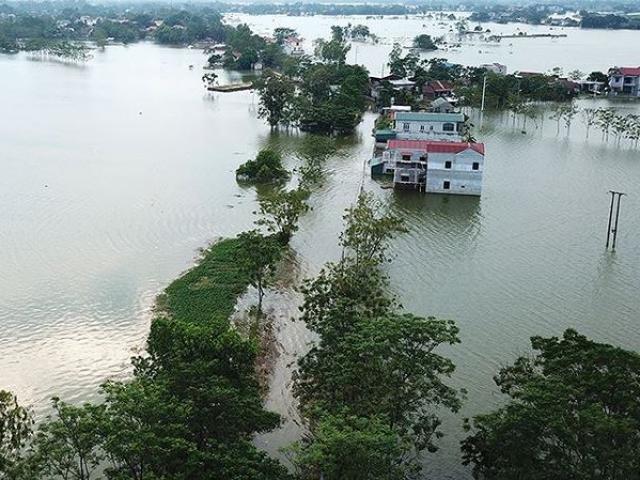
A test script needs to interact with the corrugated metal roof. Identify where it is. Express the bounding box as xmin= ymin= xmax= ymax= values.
xmin=388 ymin=139 xmax=485 ymax=155
xmin=395 ymin=111 xmax=465 ymax=122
